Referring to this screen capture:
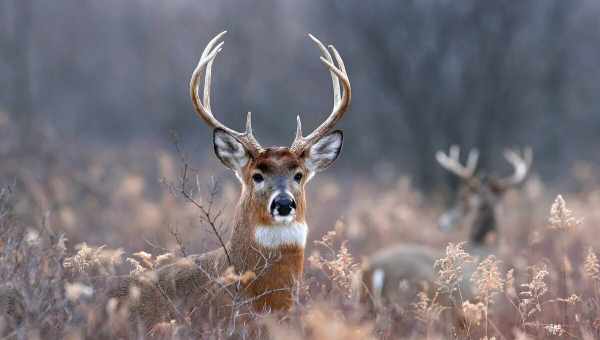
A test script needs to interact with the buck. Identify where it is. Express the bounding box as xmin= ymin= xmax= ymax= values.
xmin=436 ymin=146 xmax=532 ymax=247
xmin=107 ymin=31 xmax=350 ymax=327
xmin=358 ymin=146 xmax=532 ymax=307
